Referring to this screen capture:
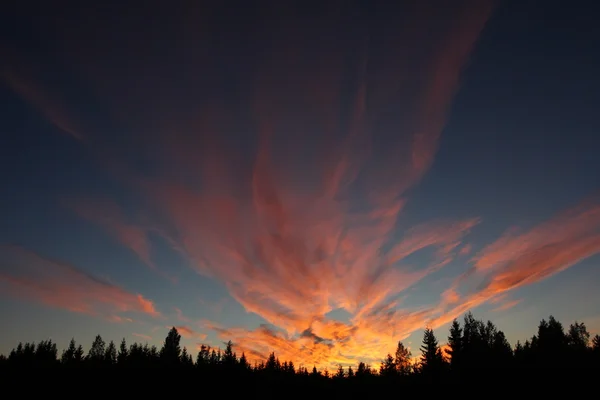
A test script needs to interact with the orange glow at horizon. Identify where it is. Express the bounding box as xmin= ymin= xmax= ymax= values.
xmin=2 ymin=0 xmax=600 ymax=372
